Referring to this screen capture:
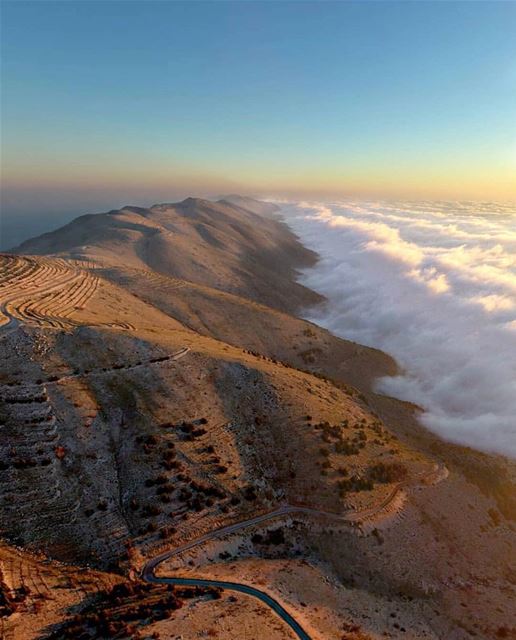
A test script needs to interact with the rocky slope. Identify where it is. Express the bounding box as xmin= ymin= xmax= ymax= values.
xmin=1 ymin=197 xmax=514 ymax=639
xmin=11 ymin=197 xmax=320 ymax=315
